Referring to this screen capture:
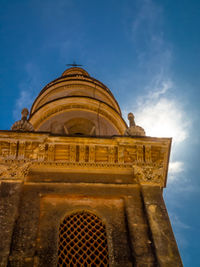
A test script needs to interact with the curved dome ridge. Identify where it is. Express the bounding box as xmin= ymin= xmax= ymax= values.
xmin=29 ymin=67 xmax=127 ymax=136
xmin=62 ymin=67 xmax=90 ymax=77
